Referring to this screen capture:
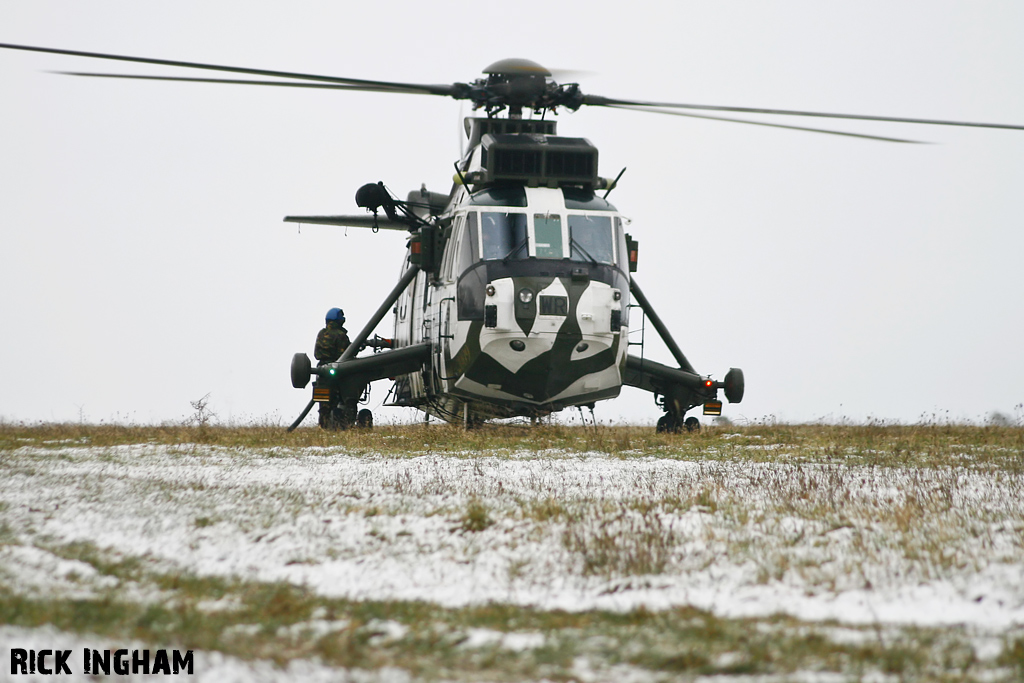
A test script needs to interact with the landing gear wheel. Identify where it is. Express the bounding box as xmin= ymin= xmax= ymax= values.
xmin=656 ymin=413 xmax=677 ymax=433
xmin=324 ymin=406 xmax=347 ymax=431
xmin=684 ymin=416 xmax=700 ymax=432
xmin=322 ymin=399 xmax=359 ymax=430
xmin=291 ymin=353 xmax=311 ymax=389
xmin=357 ymin=409 xmax=373 ymax=429
xmin=724 ymin=367 xmax=745 ymax=404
